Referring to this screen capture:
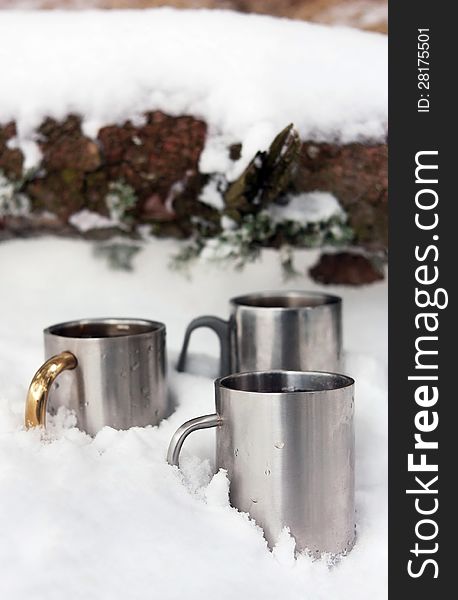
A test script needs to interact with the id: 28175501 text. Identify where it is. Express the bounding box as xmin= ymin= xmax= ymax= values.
xmin=418 ymin=29 xmax=430 ymax=113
